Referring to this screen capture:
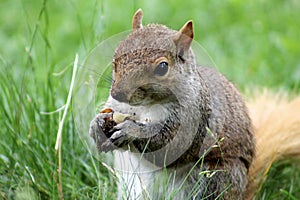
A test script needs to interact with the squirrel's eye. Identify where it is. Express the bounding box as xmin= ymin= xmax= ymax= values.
xmin=153 ymin=61 xmax=169 ymax=76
